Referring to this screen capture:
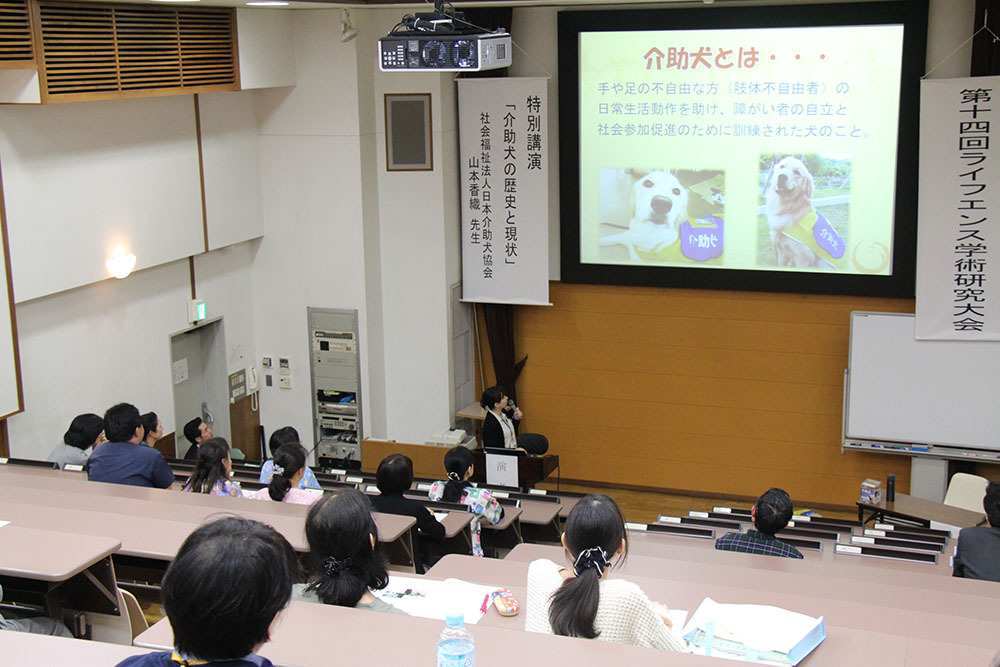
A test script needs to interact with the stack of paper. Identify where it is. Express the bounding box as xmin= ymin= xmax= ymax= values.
xmin=372 ymin=575 xmax=500 ymax=624
xmin=680 ymin=597 xmax=826 ymax=666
